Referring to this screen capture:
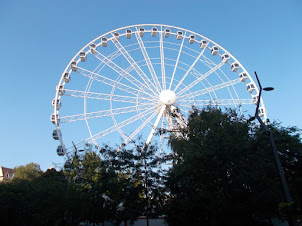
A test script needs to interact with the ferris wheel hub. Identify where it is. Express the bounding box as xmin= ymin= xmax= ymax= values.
xmin=159 ymin=90 xmax=177 ymax=105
